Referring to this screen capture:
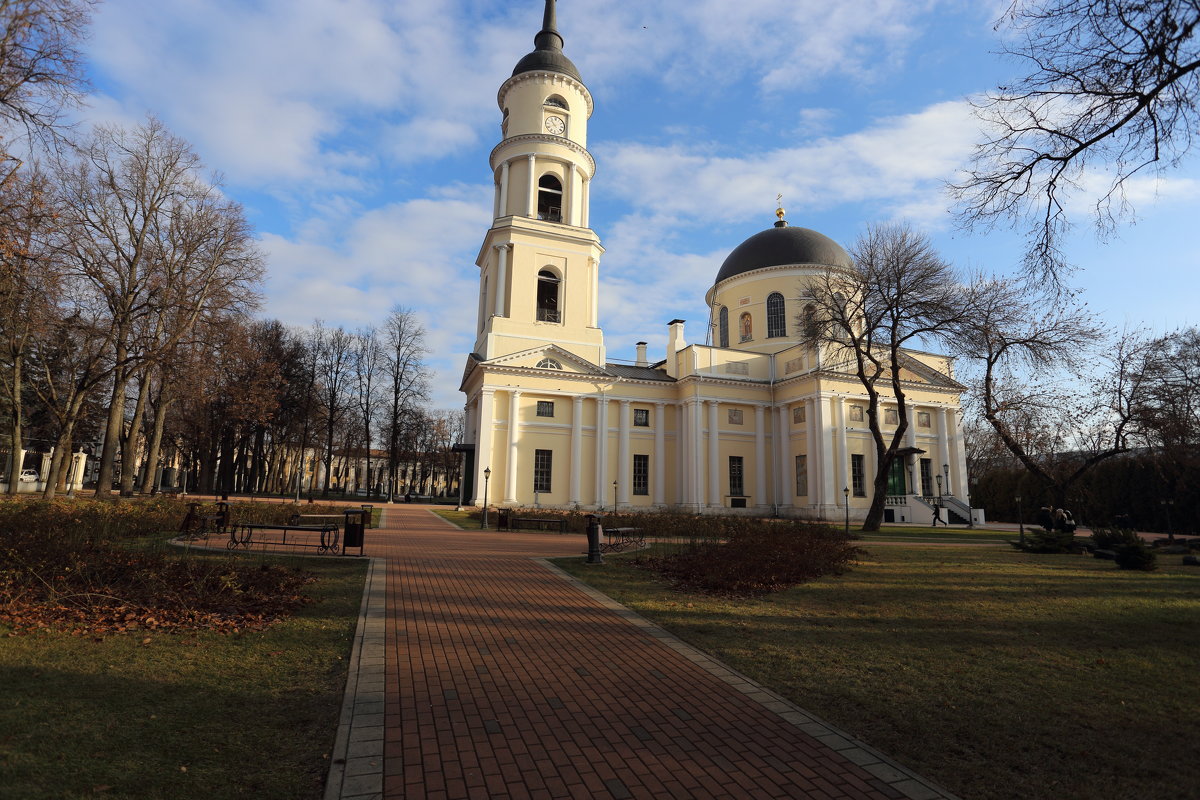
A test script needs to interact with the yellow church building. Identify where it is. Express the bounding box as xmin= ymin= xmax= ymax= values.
xmin=459 ymin=1 xmax=974 ymax=525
